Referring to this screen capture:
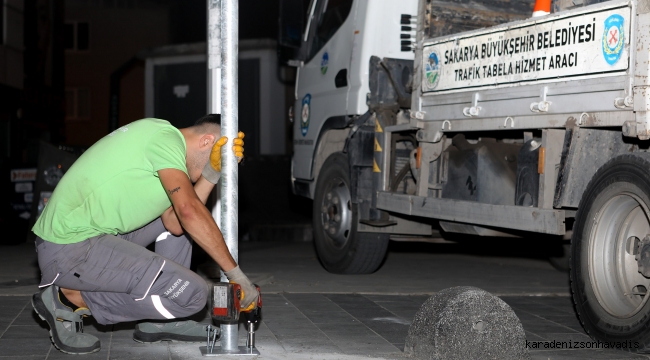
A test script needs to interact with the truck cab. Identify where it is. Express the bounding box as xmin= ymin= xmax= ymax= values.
xmin=279 ymin=0 xmax=418 ymax=275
